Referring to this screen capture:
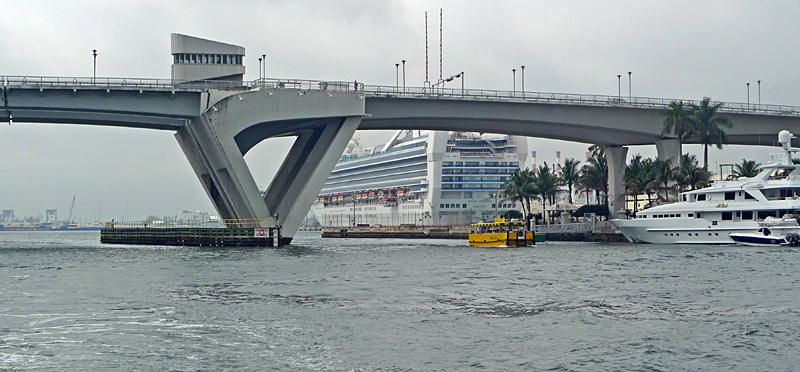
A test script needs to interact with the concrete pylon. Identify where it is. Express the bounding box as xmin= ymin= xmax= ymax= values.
xmin=176 ymin=88 xmax=365 ymax=244
xmin=605 ymin=145 xmax=629 ymax=219
xmin=655 ymin=137 xmax=681 ymax=164
xmin=263 ymin=116 xmax=362 ymax=244
xmin=176 ymin=114 xmax=269 ymax=221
